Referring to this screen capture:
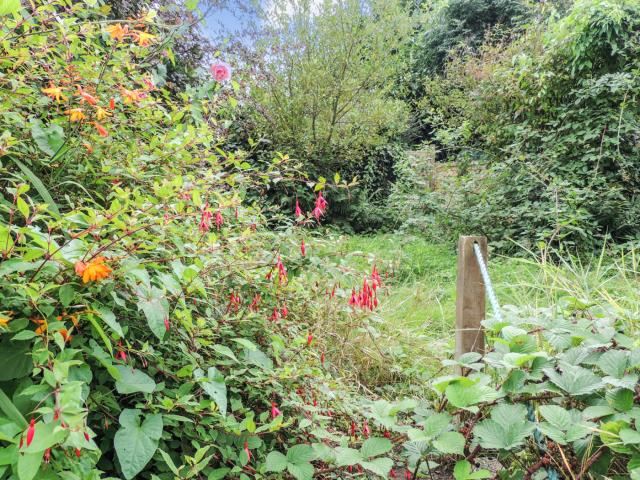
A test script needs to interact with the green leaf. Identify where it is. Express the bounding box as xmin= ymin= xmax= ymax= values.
xmin=360 ymin=457 xmax=393 ymax=476
xmin=265 ymin=451 xmax=287 ymax=472
xmin=474 ymin=404 xmax=534 ymax=450
xmin=0 ymin=0 xmax=20 ymax=16
xmin=201 ymin=367 xmax=227 ymax=416
xmin=335 ymin=447 xmax=363 ymax=466
xmin=598 ymin=350 xmax=628 ymax=378
xmin=360 ymin=437 xmax=392 ymax=459
xmin=59 ymin=284 xmax=74 ymax=307
xmin=115 ymin=365 xmax=156 ymax=394
xmin=29 ymin=121 xmax=65 ymax=157
xmin=0 ymin=338 xmax=33 ymax=381
xmin=544 ymin=364 xmax=603 ymax=396
xmin=445 ymin=380 xmax=500 ymax=408
xmin=0 ymin=389 xmax=27 ymax=428
xmin=287 ymin=462 xmax=314 ymax=480
xmin=94 ymin=304 xmax=124 ymax=337
xmin=114 ymin=409 xmax=163 ymax=480
xmin=286 ymin=444 xmax=315 ymax=464
xmin=620 ymin=428 xmax=640 ymax=445
xmin=137 ymin=287 xmax=170 ymax=341
xmin=453 ymin=460 xmax=491 ymax=480
xmin=433 ymin=431 xmax=465 ymax=455
xmin=17 ymin=451 xmax=41 ymax=480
